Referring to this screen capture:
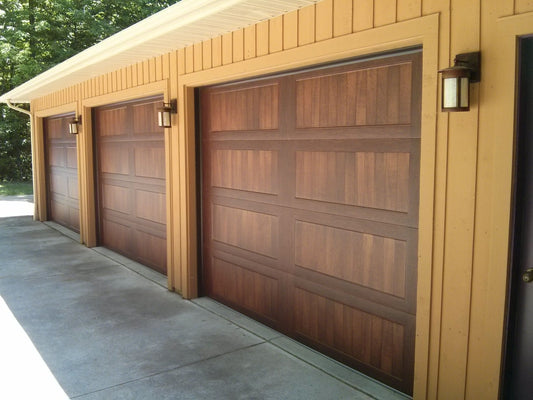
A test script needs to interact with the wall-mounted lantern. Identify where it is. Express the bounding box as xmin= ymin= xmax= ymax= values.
xmin=439 ymin=52 xmax=481 ymax=112
xmin=68 ymin=116 xmax=81 ymax=134
xmin=157 ymin=99 xmax=177 ymax=128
